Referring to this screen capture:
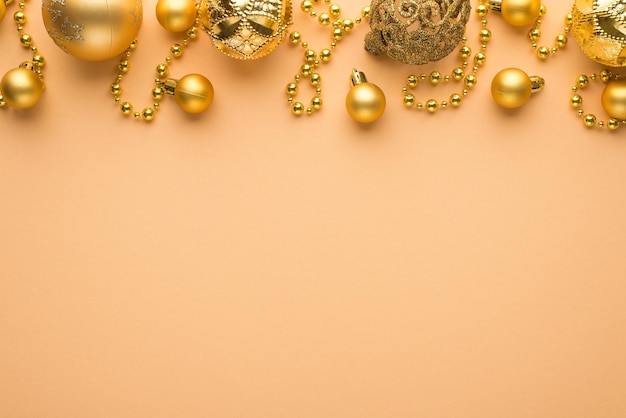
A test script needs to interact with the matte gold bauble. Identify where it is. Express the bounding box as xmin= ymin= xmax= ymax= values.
xmin=501 ymin=0 xmax=541 ymax=27
xmin=174 ymin=74 xmax=214 ymax=113
xmin=572 ymin=0 xmax=626 ymax=67
xmin=0 ymin=67 xmax=44 ymax=109
xmin=199 ymin=0 xmax=292 ymax=60
xmin=491 ymin=68 xmax=532 ymax=109
xmin=156 ymin=0 xmax=196 ymax=32
xmin=42 ymin=0 xmax=143 ymax=61
xmin=365 ymin=0 xmax=471 ymax=65
xmin=346 ymin=70 xmax=386 ymax=124
xmin=601 ymin=79 xmax=626 ymax=119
